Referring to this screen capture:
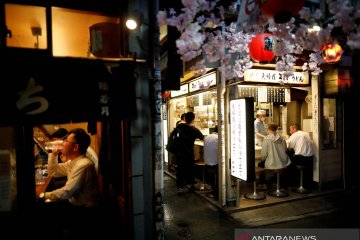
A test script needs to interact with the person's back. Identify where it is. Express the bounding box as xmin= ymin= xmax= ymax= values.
xmin=203 ymin=126 xmax=218 ymax=198
xmin=286 ymin=124 xmax=314 ymax=188
xmin=286 ymin=125 xmax=313 ymax=157
xmin=176 ymin=123 xmax=204 ymax=157
xmin=261 ymin=124 xmax=290 ymax=169
xmin=203 ymin=126 xmax=218 ymax=166
xmin=175 ymin=112 xmax=204 ymax=192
